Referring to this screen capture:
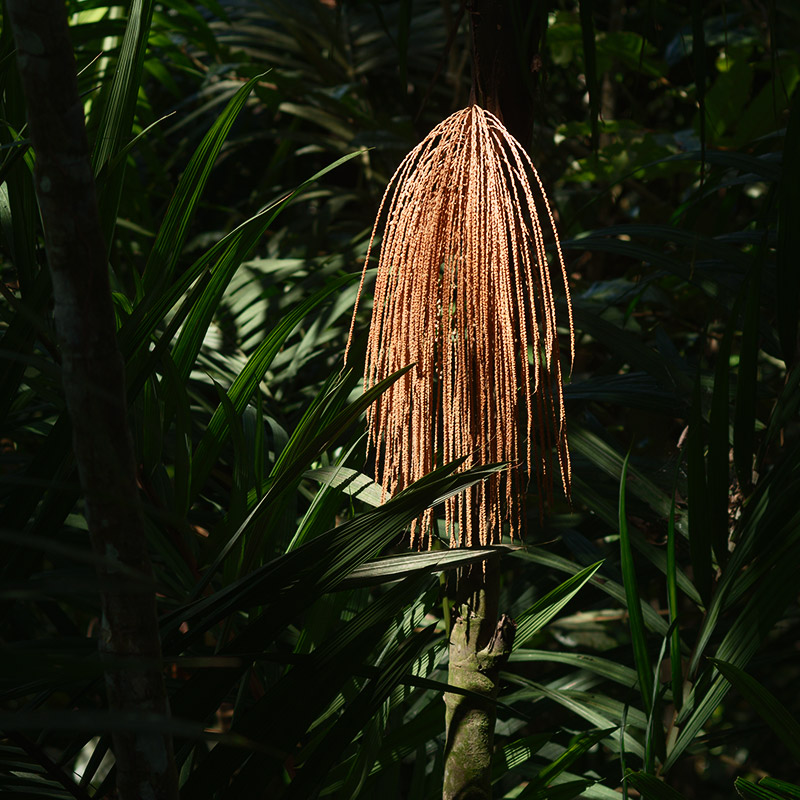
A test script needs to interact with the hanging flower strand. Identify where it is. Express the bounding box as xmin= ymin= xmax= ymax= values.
xmin=346 ymin=105 xmax=574 ymax=549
